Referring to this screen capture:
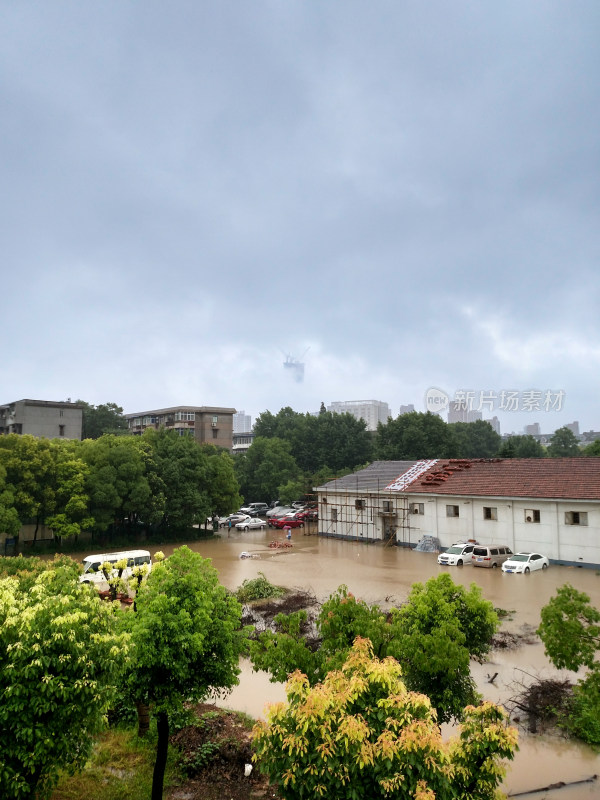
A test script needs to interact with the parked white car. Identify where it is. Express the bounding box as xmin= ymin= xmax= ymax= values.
xmin=235 ymin=517 xmax=267 ymax=530
xmin=502 ymin=552 xmax=549 ymax=573
xmin=437 ymin=542 xmax=476 ymax=566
